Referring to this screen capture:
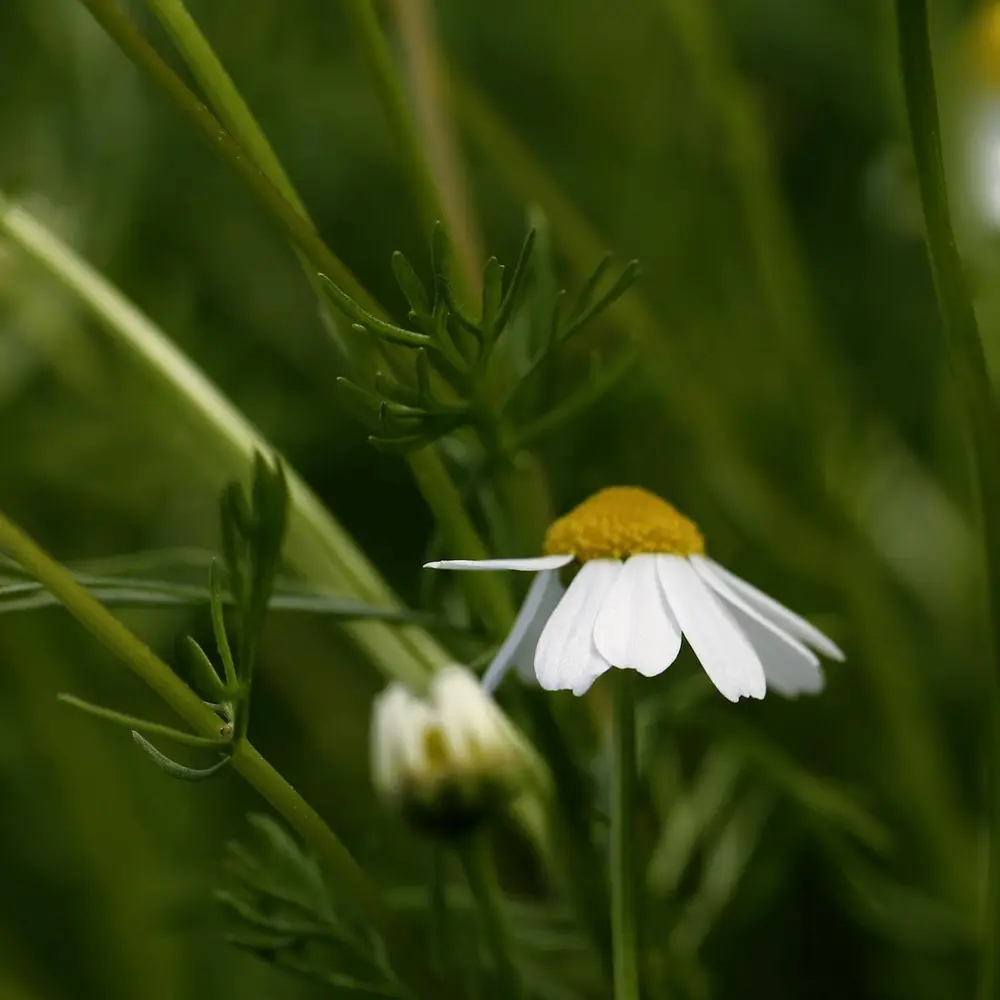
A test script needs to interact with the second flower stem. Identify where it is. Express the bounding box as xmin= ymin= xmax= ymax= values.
xmin=458 ymin=833 xmax=522 ymax=1000
xmin=612 ymin=669 xmax=641 ymax=1000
